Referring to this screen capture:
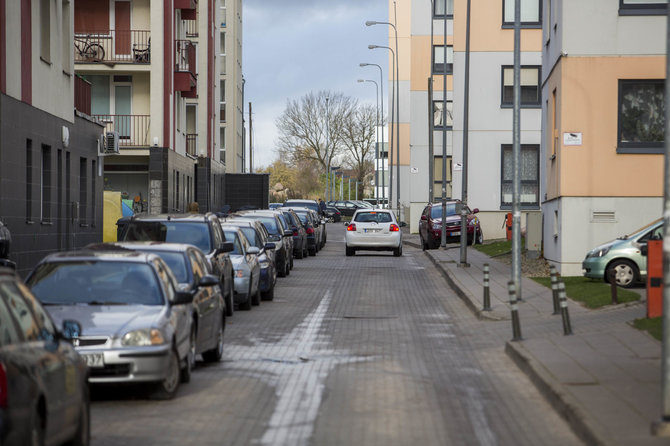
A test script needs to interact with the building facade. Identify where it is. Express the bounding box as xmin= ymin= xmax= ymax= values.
xmin=541 ymin=0 xmax=665 ymax=275
xmin=0 ymin=0 xmax=104 ymax=276
xmin=396 ymin=0 xmax=543 ymax=238
xmin=73 ymin=0 xmax=228 ymax=214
